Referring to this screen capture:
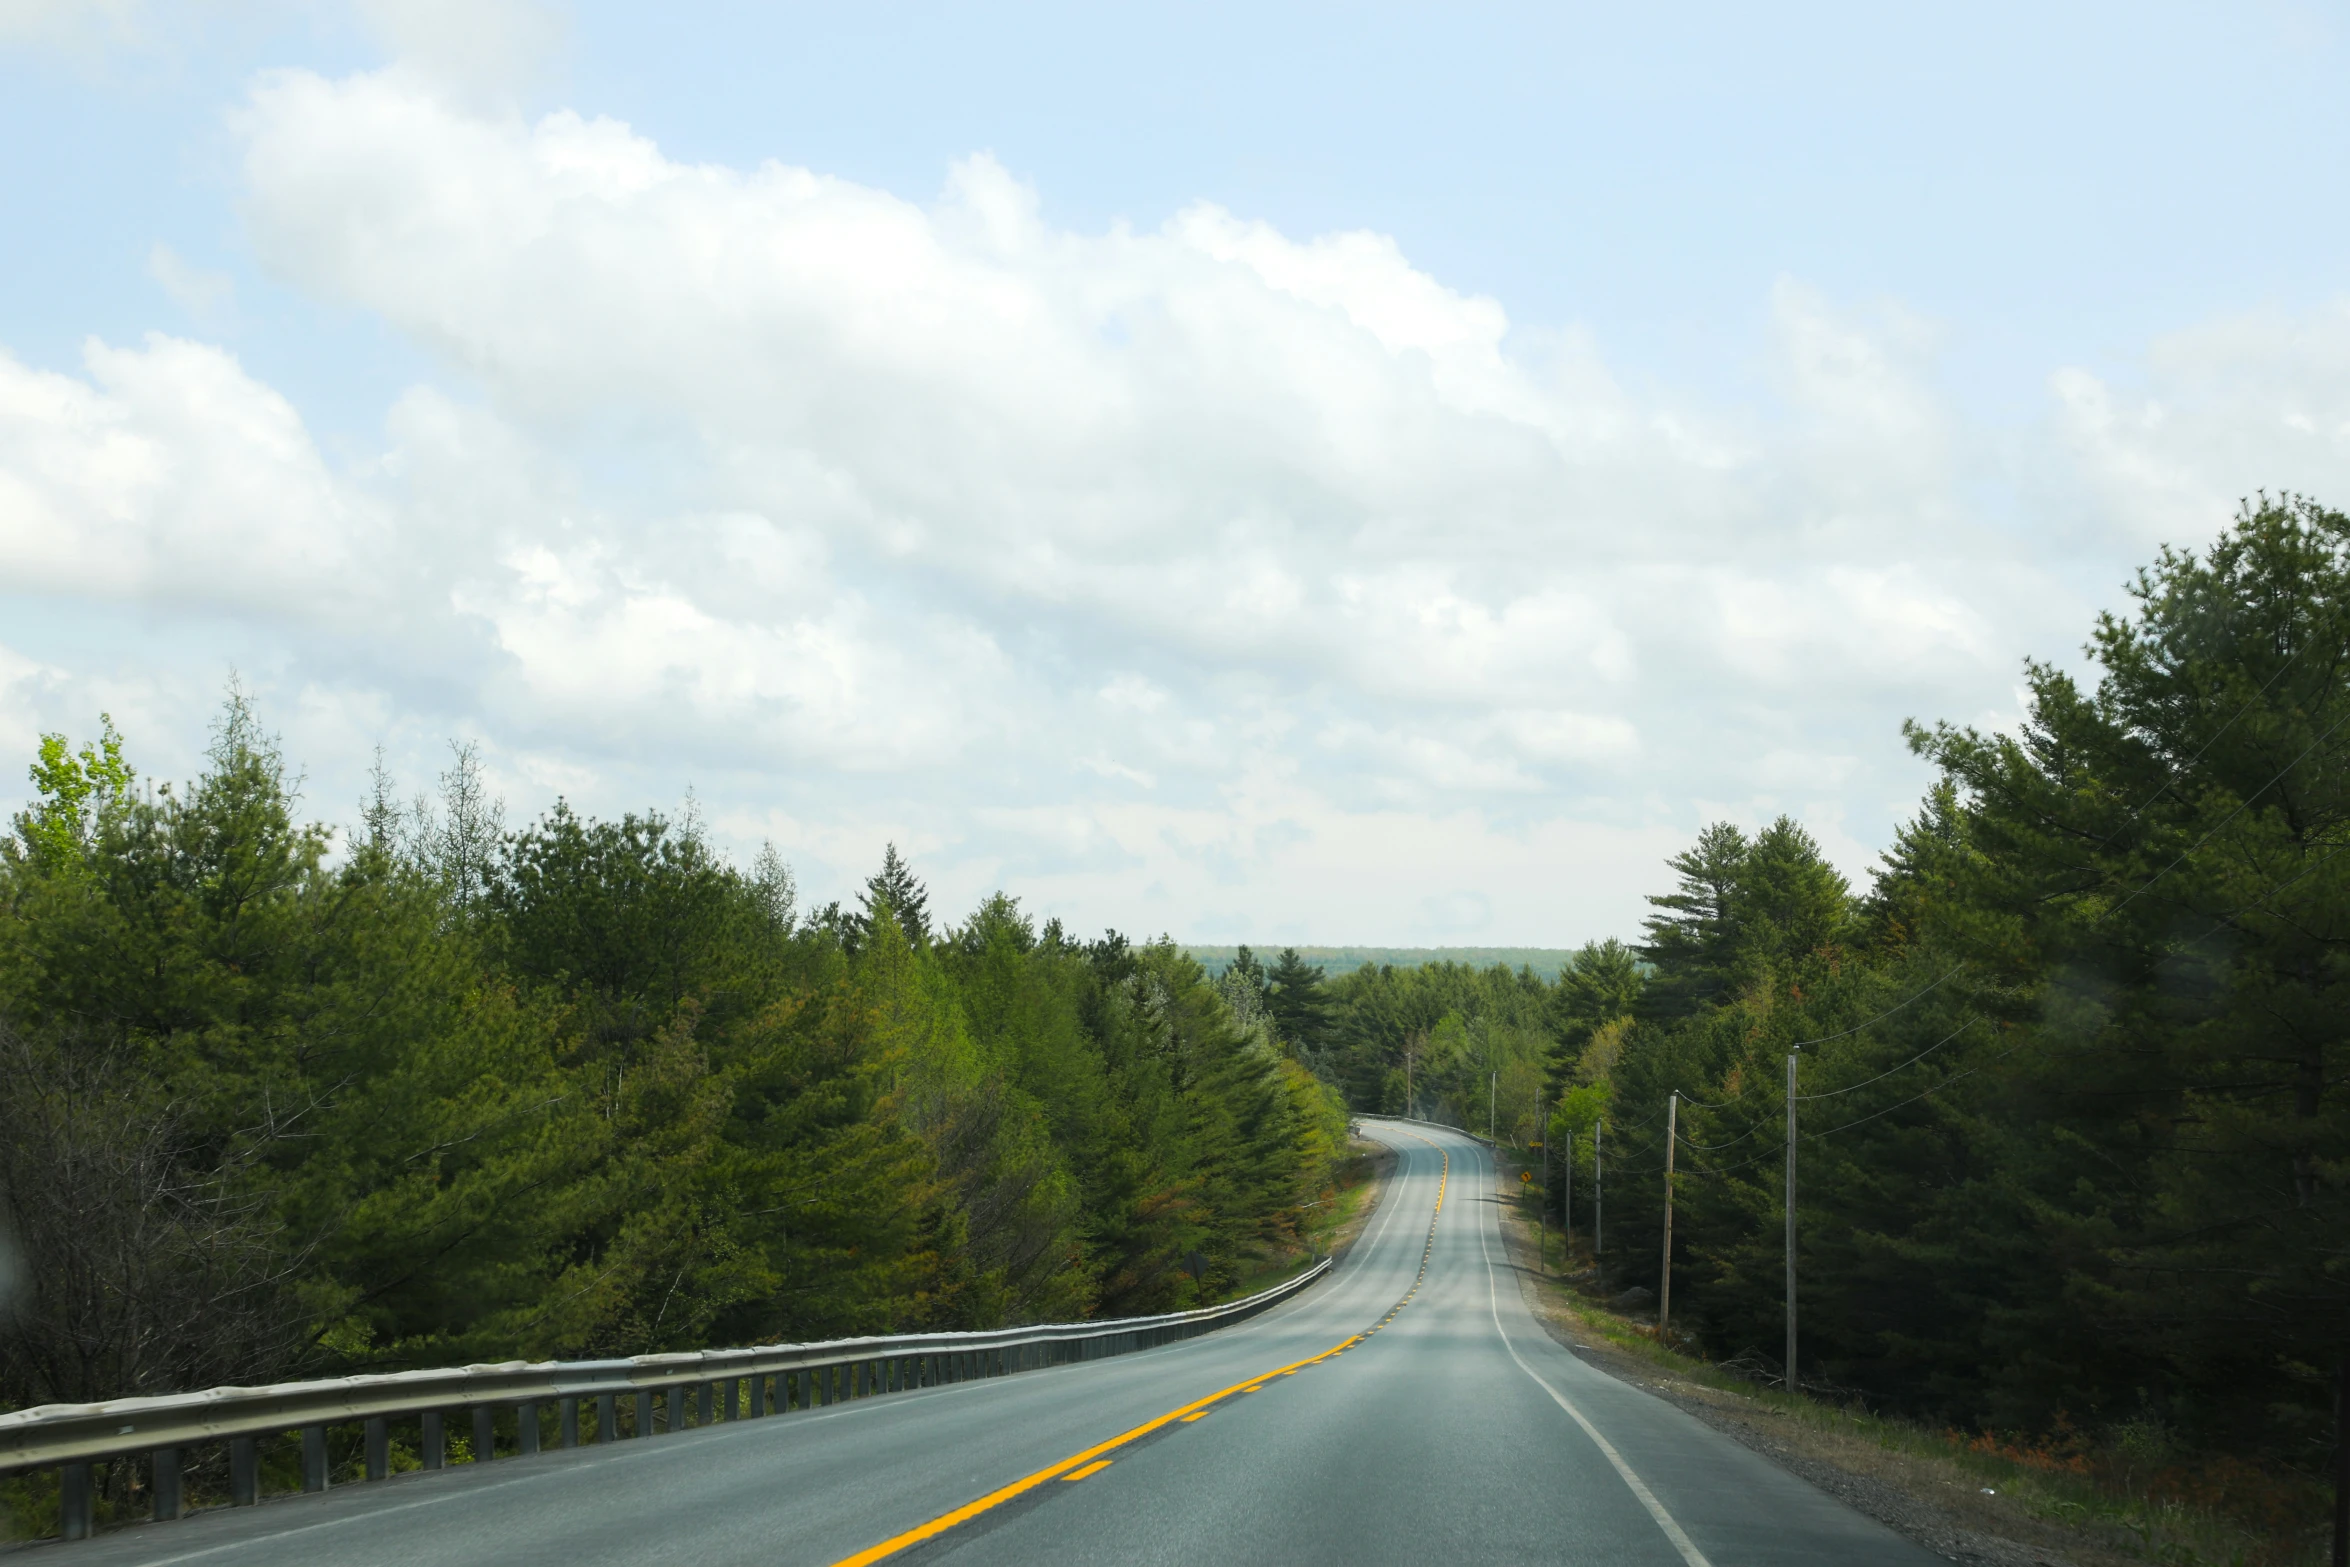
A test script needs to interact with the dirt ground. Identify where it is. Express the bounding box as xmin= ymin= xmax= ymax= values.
xmin=1481 ymin=1155 xmax=2144 ymax=1567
